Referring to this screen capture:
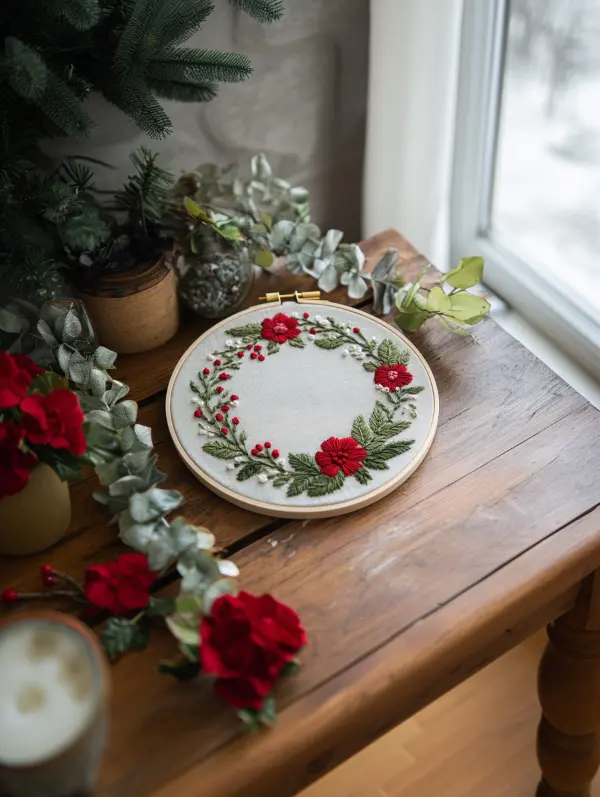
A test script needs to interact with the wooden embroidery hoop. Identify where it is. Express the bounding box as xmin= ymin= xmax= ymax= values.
xmin=166 ymin=295 xmax=439 ymax=520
